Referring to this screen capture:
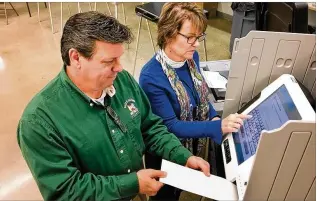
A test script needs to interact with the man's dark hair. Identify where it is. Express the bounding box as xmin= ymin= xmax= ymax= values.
xmin=61 ymin=11 xmax=133 ymax=66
